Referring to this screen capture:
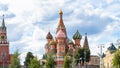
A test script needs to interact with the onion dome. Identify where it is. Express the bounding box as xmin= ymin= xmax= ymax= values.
xmin=69 ymin=40 xmax=74 ymax=45
xmin=50 ymin=40 xmax=56 ymax=45
xmin=46 ymin=32 xmax=53 ymax=39
xmin=56 ymin=30 xmax=66 ymax=38
xmin=59 ymin=10 xmax=63 ymax=15
xmin=73 ymin=30 xmax=82 ymax=40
